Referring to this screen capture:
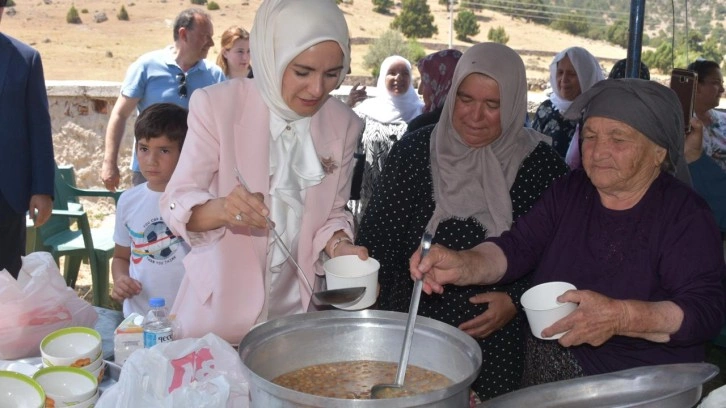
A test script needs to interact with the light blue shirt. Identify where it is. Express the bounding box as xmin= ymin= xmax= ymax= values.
xmin=121 ymin=46 xmax=225 ymax=171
